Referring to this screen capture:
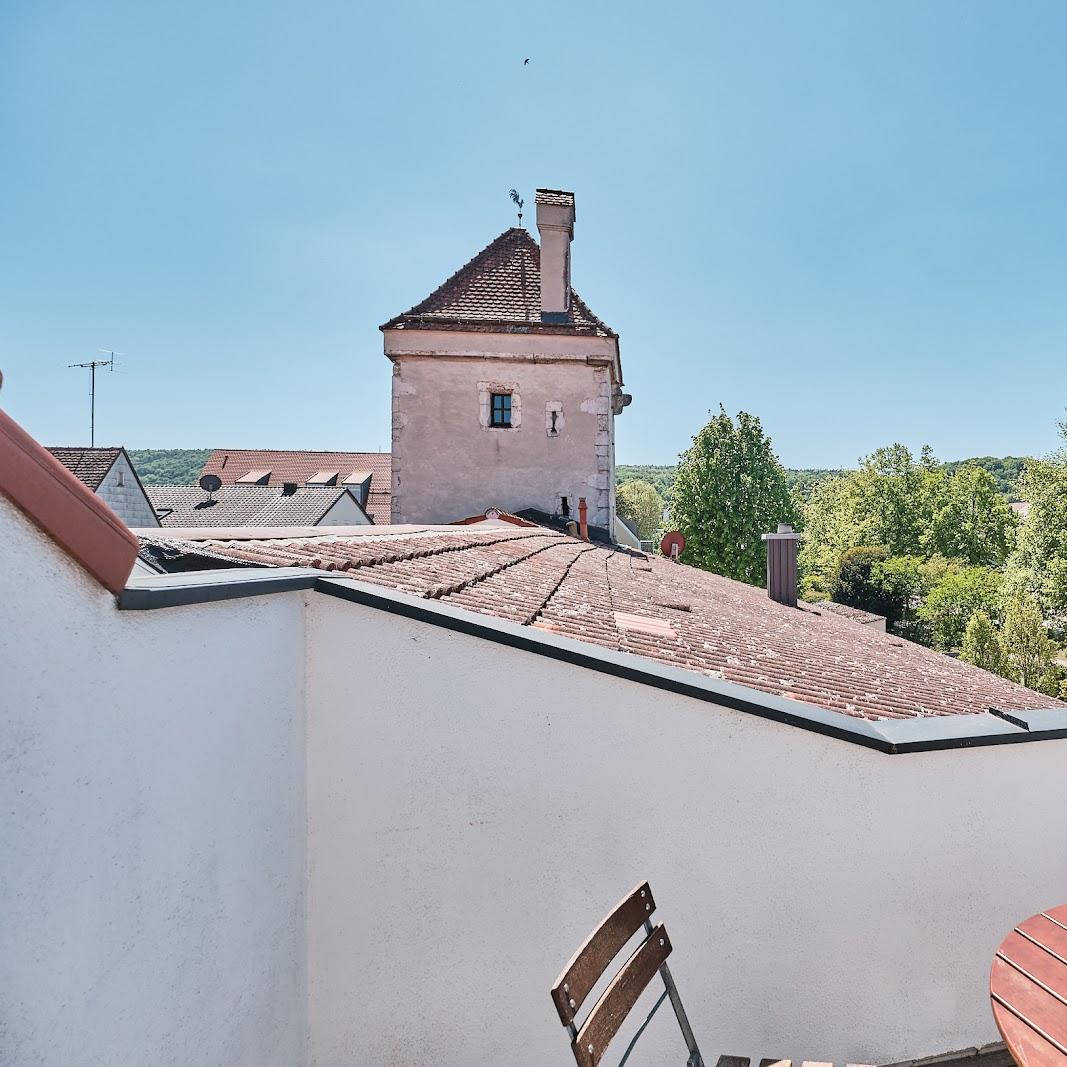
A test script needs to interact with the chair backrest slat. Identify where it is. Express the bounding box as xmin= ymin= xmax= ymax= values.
xmin=571 ymin=923 xmax=673 ymax=1067
xmin=550 ymin=882 xmax=656 ymax=1026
